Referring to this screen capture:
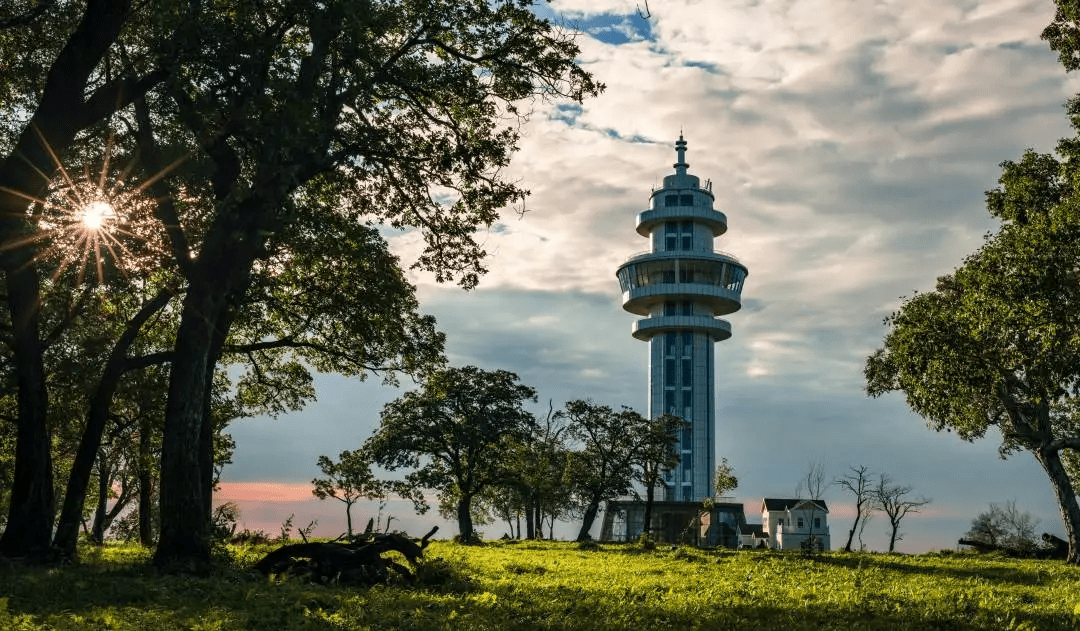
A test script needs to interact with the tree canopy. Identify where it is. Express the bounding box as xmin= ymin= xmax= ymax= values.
xmin=364 ymin=366 xmax=538 ymax=543
xmin=0 ymin=0 xmax=600 ymax=565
